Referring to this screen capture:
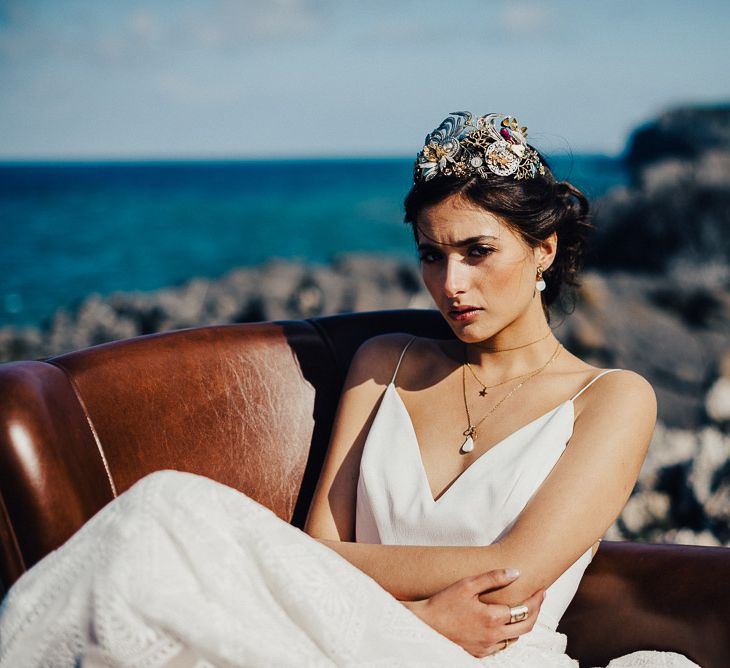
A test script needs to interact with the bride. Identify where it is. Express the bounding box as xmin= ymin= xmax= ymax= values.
xmin=0 ymin=112 xmax=699 ymax=667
